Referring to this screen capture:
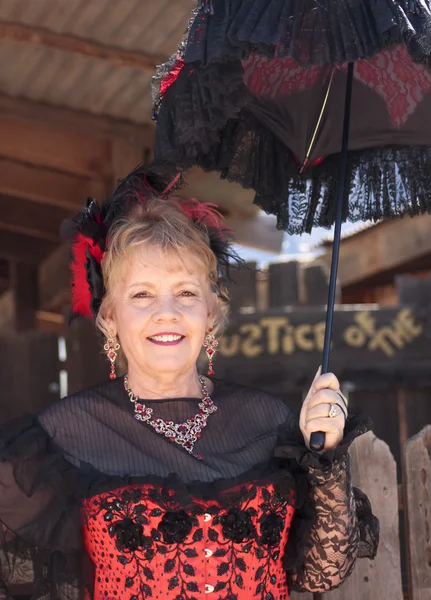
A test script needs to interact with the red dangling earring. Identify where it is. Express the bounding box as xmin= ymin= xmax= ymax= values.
xmin=104 ymin=337 xmax=120 ymax=379
xmin=203 ymin=328 xmax=218 ymax=376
